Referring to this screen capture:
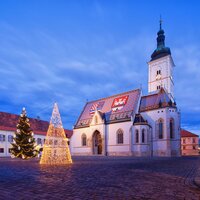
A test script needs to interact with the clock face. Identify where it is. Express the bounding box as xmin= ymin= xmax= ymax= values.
xmin=156 ymin=74 xmax=161 ymax=80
